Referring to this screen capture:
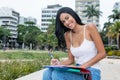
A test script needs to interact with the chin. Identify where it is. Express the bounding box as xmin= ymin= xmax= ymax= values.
xmin=70 ymin=26 xmax=75 ymax=30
